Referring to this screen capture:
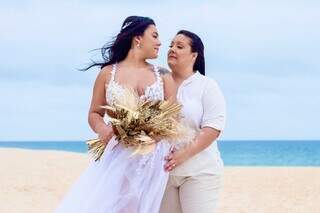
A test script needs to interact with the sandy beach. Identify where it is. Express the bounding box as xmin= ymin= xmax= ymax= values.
xmin=1 ymin=148 xmax=319 ymax=213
